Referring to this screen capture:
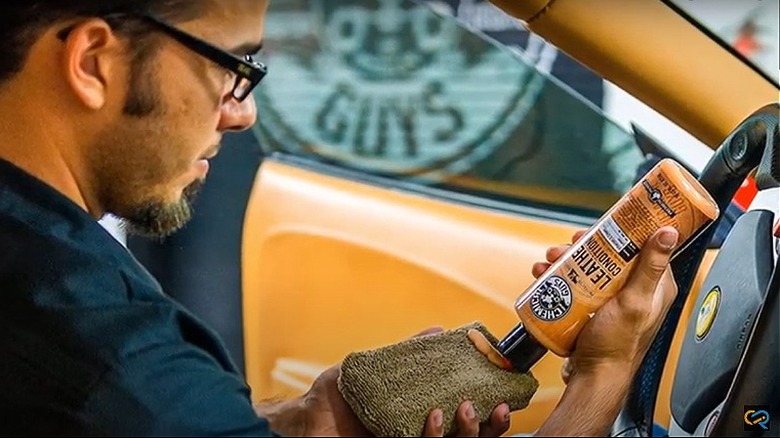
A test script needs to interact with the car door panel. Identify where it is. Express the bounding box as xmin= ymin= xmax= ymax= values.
xmin=242 ymin=157 xmax=581 ymax=432
xmin=241 ymin=157 xmax=716 ymax=434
